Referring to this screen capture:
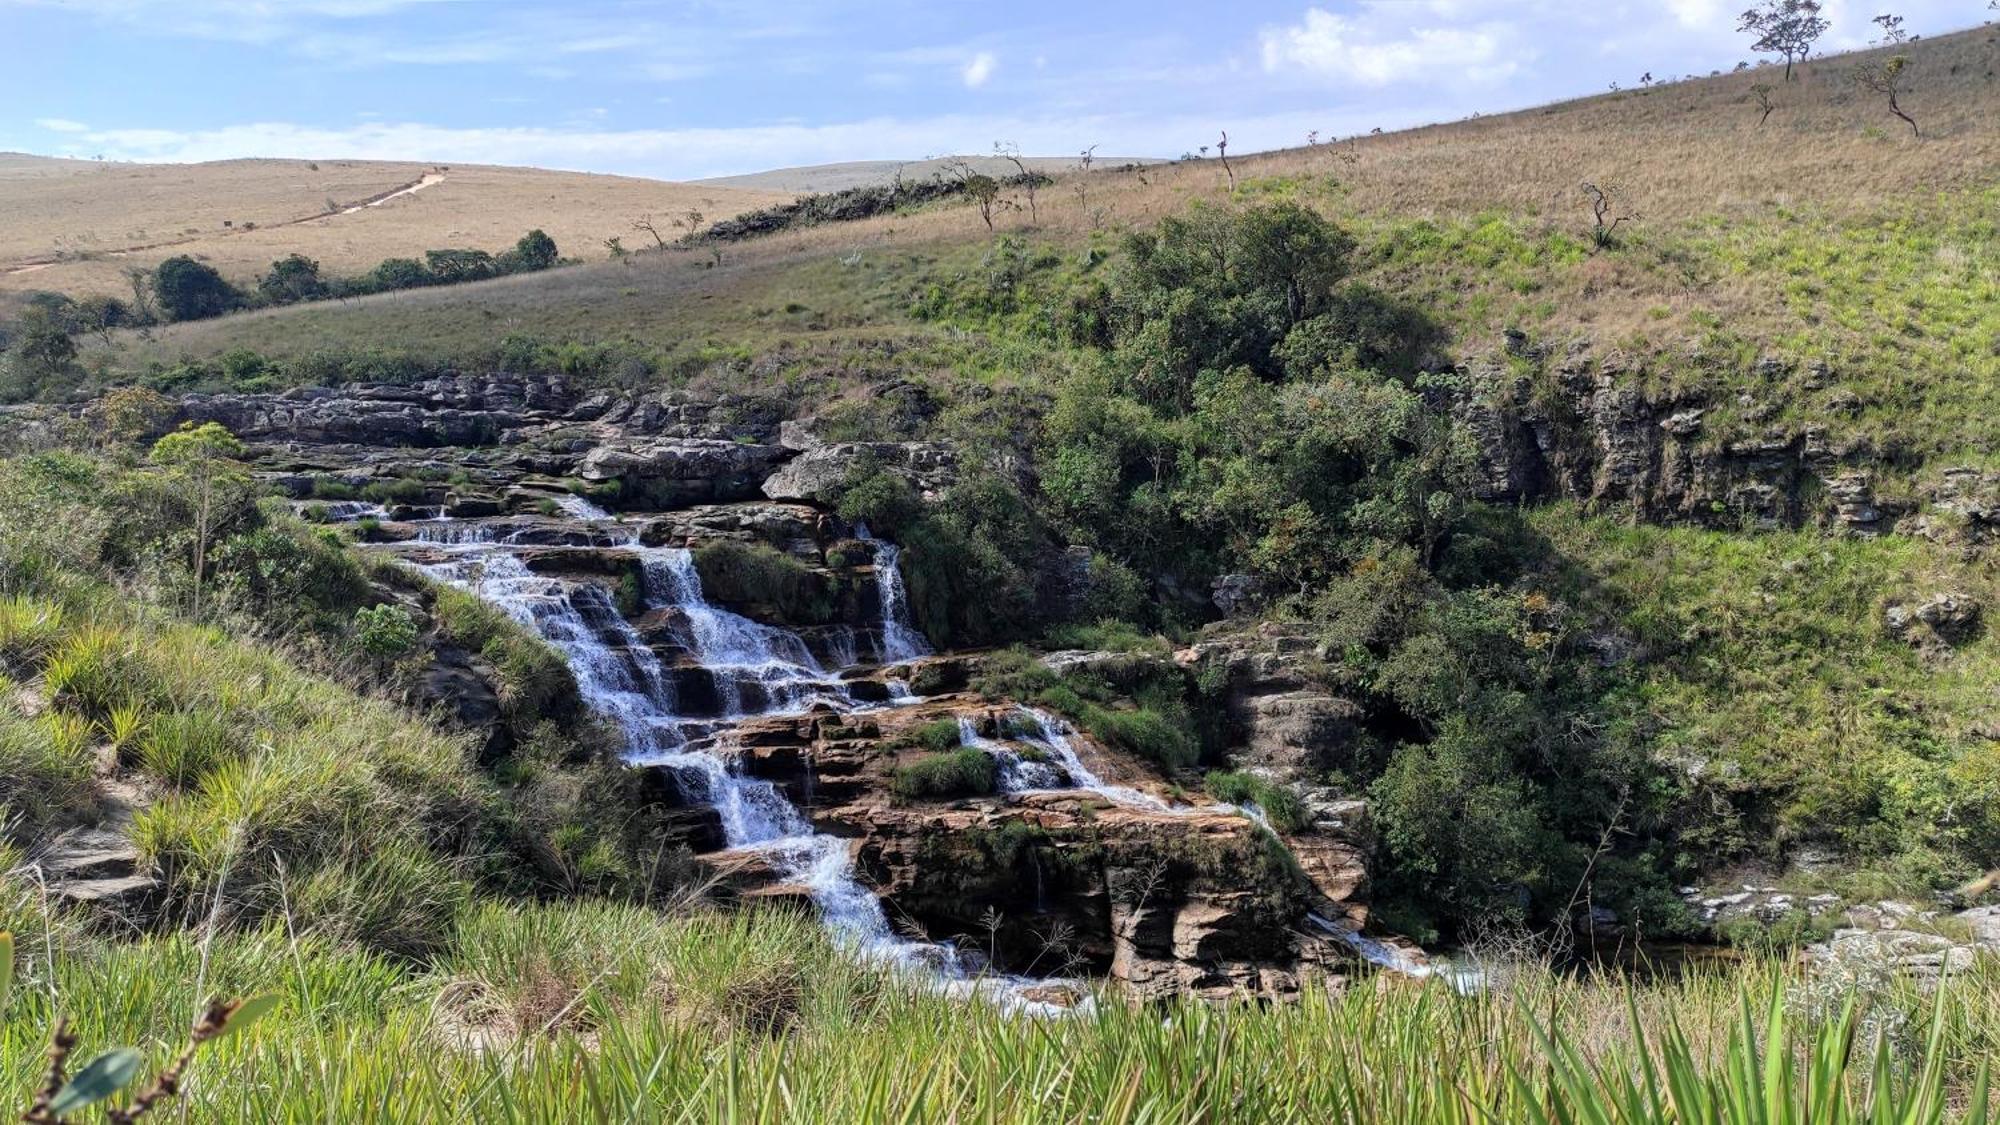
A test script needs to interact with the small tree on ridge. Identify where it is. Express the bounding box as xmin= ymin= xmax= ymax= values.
xmin=1738 ymin=0 xmax=1829 ymax=80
